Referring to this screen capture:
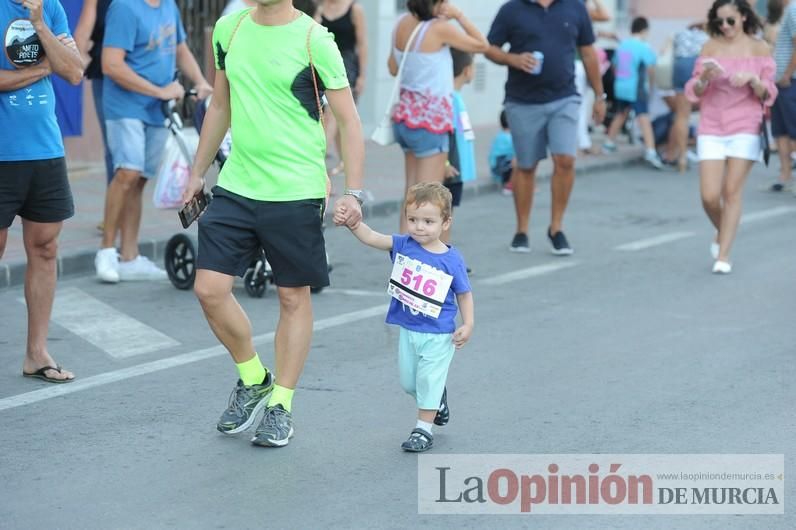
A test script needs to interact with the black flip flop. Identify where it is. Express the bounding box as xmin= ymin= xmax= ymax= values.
xmin=22 ymin=365 xmax=75 ymax=384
